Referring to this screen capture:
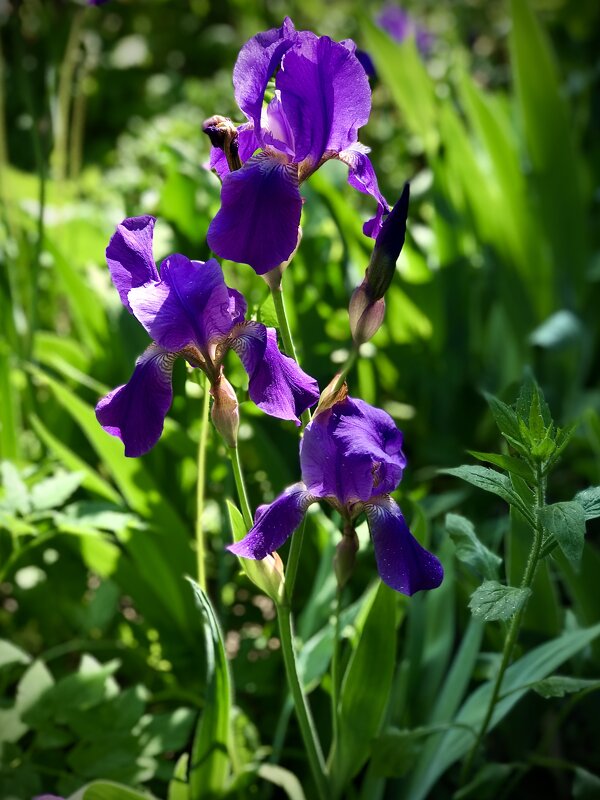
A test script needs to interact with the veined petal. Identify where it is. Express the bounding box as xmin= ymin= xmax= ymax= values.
xmin=106 ymin=216 xmax=159 ymax=313
xmin=128 ymin=255 xmax=235 ymax=354
xmin=207 ymin=153 xmax=302 ymax=275
xmin=365 ymin=496 xmax=444 ymax=595
xmin=95 ymin=344 xmax=175 ymax=457
xmin=338 ymin=143 xmax=390 ymax=238
xmin=233 ymin=17 xmax=297 ymax=132
xmin=278 ymin=35 xmax=371 ymax=169
xmin=231 ymin=323 xmax=319 ymax=424
xmin=228 ymin=483 xmax=315 ymax=559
